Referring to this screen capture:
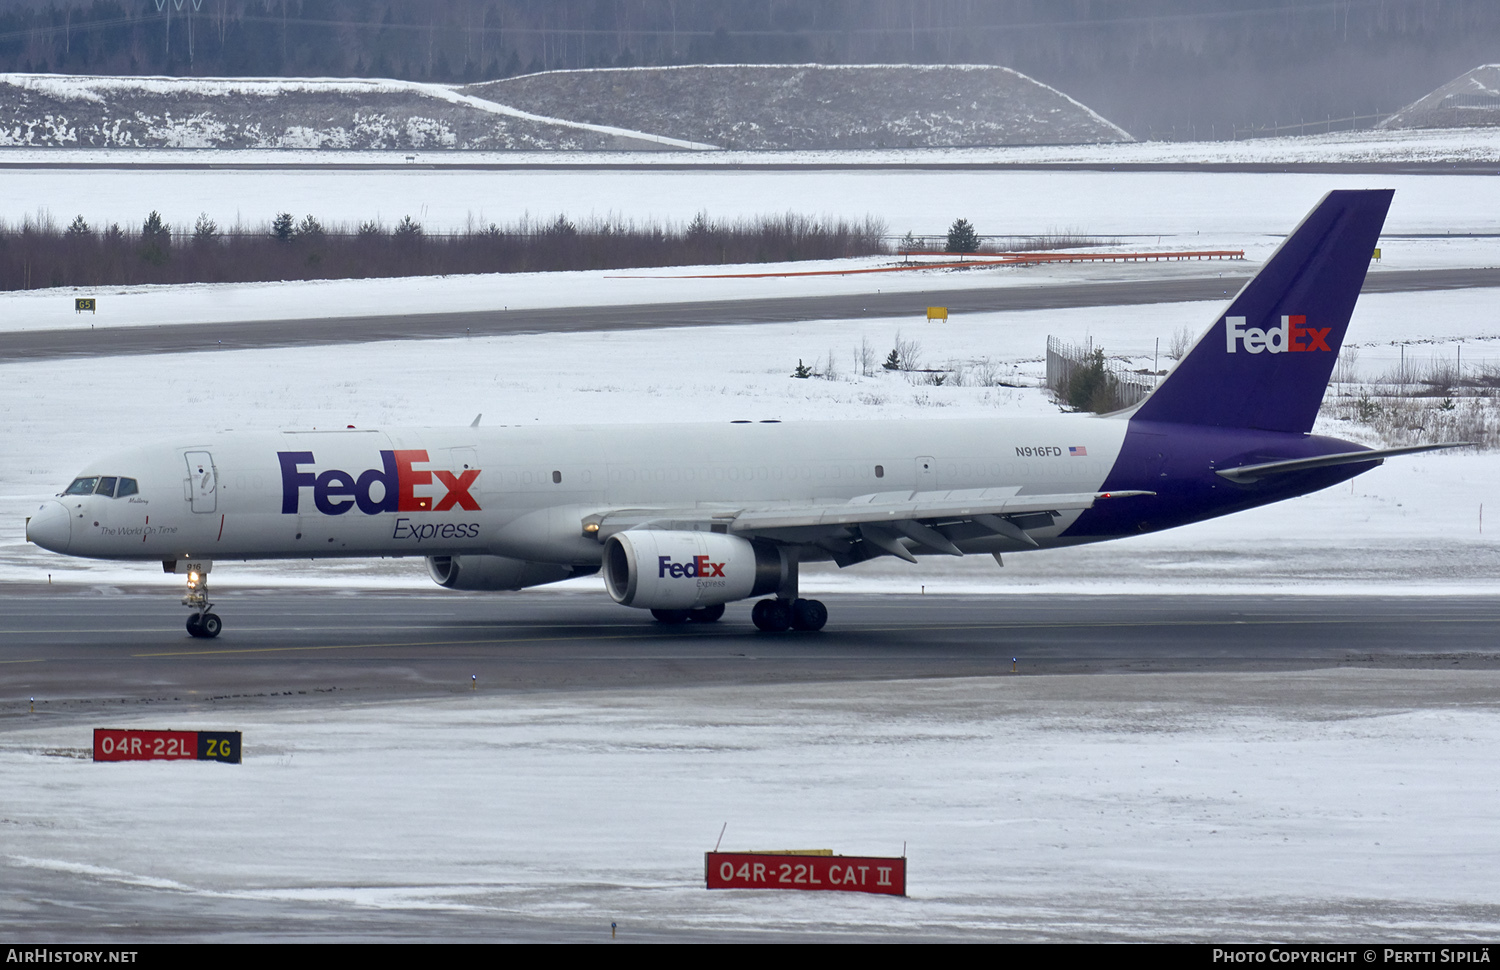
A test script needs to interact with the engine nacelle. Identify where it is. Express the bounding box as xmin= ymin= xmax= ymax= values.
xmin=428 ymin=554 xmax=596 ymax=592
xmin=603 ymin=530 xmax=787 ymax=609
